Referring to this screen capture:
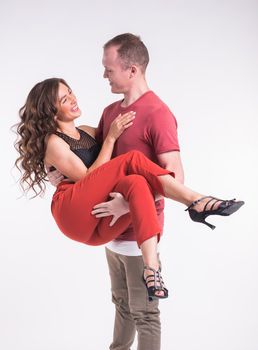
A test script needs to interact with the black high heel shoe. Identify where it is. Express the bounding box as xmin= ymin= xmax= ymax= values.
xmin=185 ymin=196 xmax=244 ymax=229
xmin=143 ymin=266 xmax=168 ymax=301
